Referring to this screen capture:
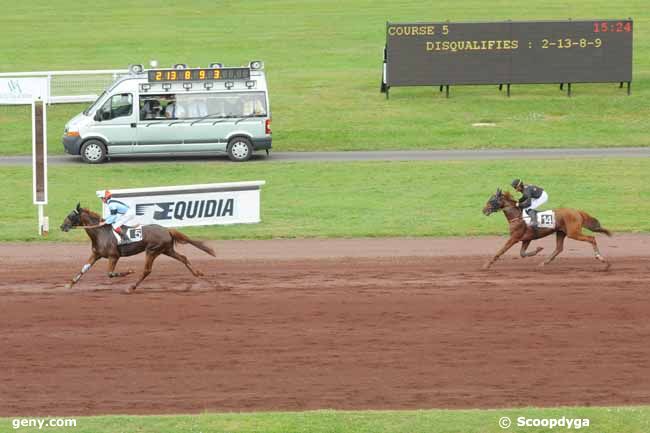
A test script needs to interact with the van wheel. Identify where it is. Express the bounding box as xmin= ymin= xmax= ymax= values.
xmin=80 ymin=140 xmax=107 ymax=164
xmin=227 ymin=137 xmax=253 ymax=162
